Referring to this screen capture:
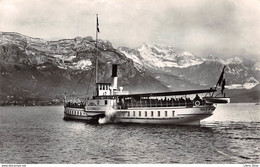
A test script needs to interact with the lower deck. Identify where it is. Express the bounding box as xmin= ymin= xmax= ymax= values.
xmin=116 ymin=106 xmax=214 ymax=125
